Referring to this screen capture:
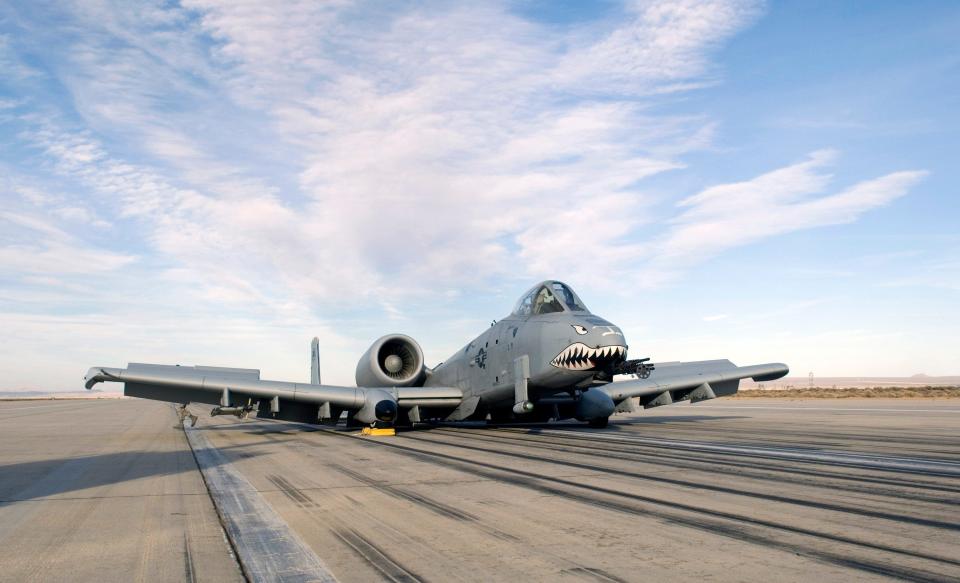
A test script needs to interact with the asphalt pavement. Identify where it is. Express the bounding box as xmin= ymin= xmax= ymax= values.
xmin=1 ymin=398 xmax=958 ymax=582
